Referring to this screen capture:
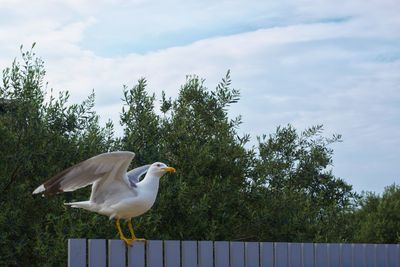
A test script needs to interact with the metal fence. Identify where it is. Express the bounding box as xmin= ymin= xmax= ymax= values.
xmin=68 ymin=239 xmax=400 ymax=267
